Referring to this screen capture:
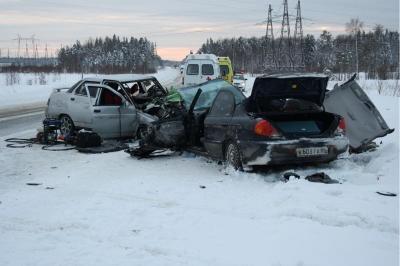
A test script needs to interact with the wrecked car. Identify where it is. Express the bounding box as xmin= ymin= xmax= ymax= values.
xmin=128 ymin=74 xmax=350 ymax=170
xmin=45 ymin=77 xmax=167 ymax=138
